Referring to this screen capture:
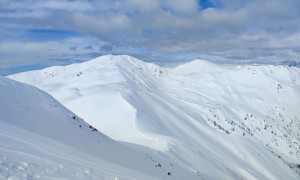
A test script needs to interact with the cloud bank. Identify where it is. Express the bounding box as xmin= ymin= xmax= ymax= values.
xmin=0 ymin=0 xmax=300 ymax=72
